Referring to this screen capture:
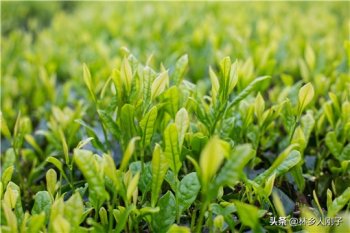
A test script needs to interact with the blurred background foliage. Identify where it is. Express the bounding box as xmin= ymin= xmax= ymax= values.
xmin=1 ymin=1 xmax=348 ymax=128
